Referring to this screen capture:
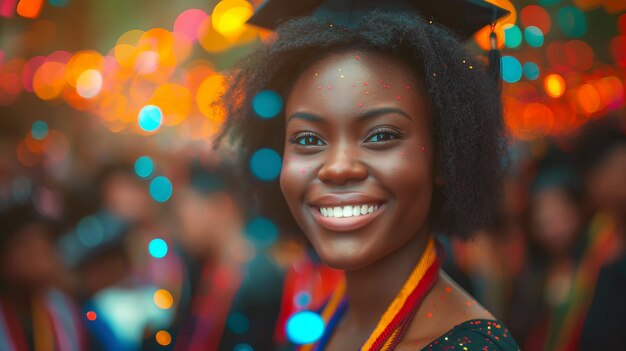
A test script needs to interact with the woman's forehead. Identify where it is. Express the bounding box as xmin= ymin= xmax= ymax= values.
xmin=285 ymin=51 xmax=425 ymax=117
